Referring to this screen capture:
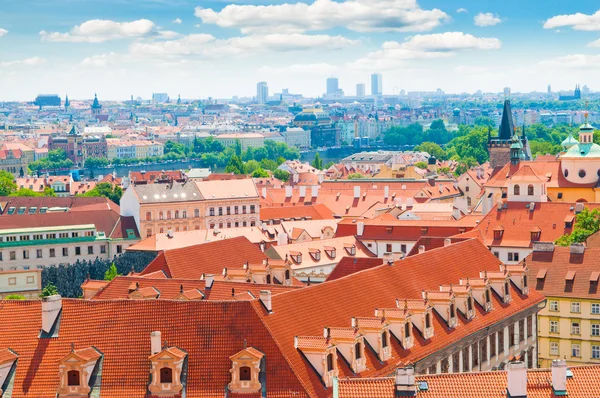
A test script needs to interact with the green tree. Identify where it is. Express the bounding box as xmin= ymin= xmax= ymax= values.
xmin=43 ymin=187 xmax=57 ymax=197
xmin=414 ymin=161 xmax=428 ymax=169
xmin=104 ymin=263 xmax=120 ymax=281
xmin=348 ymin=173 xmax=365 ymax=179
xmin=251 ymin=168 xmax=270 ymax=178
xmin=273 ymin=169 xmax=290 ymax=182
xmin=10 ymin=188 xmax=42 ymax=197
xmin=225 ymin=155 xmax=246 ymax=175
xmin=5 ymin=294 xmax=25 ymax=300
xmin=234 ymin=139 xmax=243 ymax=157
xmin=40 ymin=282 xmax=59 ymax=298
xmin=415 ymin=142 xmax=447 ymax=160
xmin=324 ymin=161 xmax=335 ymax=169
xmin=312 ymin=153 xmax=323 ymax=170
xmin=82 ymin=182 xmax=123 ymax=205
xmin=0 ymin=170 xmax=17 ymax=196
xmin=85 ymin=157 xmax=109 ymax=179
xmin=474 ymin=116 xmax=493 ymax=127
xmin=556 ymin=208 xmax=600 ymax=246
xmin=446 ymin=126 xmax=489 ymax=164
xmin=245 ymin=160 xmax=261 ymax=174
